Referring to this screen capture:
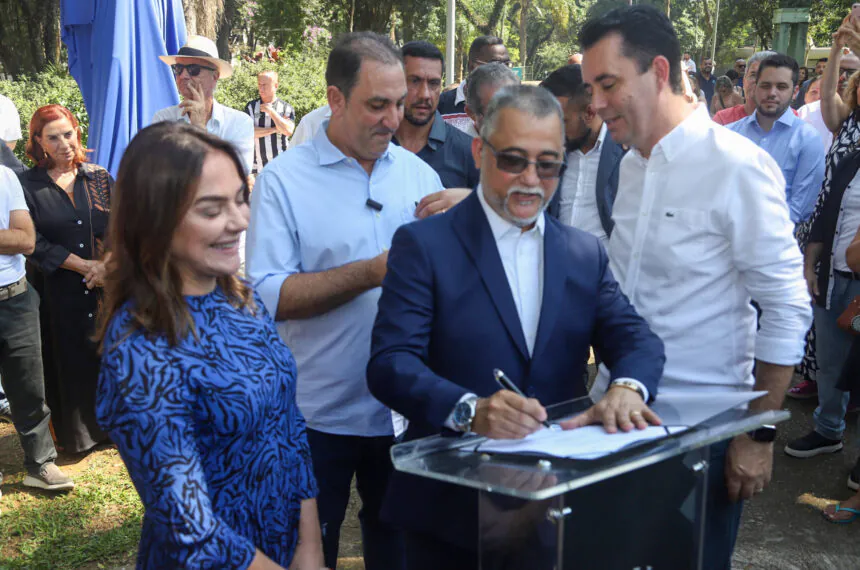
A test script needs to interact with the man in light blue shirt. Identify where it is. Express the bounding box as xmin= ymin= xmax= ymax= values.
xmin=246 ymin=32 xmax=445 ymax=570
xmin=728 ymin=54 xmax=825 ymax=224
